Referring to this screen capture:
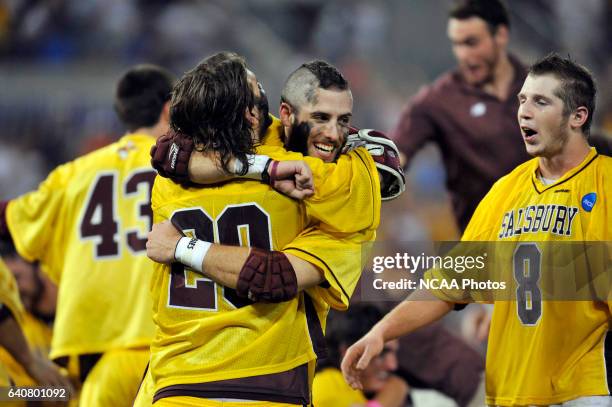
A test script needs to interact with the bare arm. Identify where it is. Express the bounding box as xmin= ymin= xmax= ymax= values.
xmin=189 ymin=152 xmax=315 ymax=199
xmin=146 ymin=221 xmax=323 ymax=291
xmin=187 ymin=150 xmax=237 ymax=184
xmin=0 ymin=309 xmax=71 ymax=388
xmin=151 ymin=134 xmax=314 ymax=199
xmin=341 ymin=289 xmax=453 ymax=390
xmin=0 ymin=310 xmax=34 ymax=369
